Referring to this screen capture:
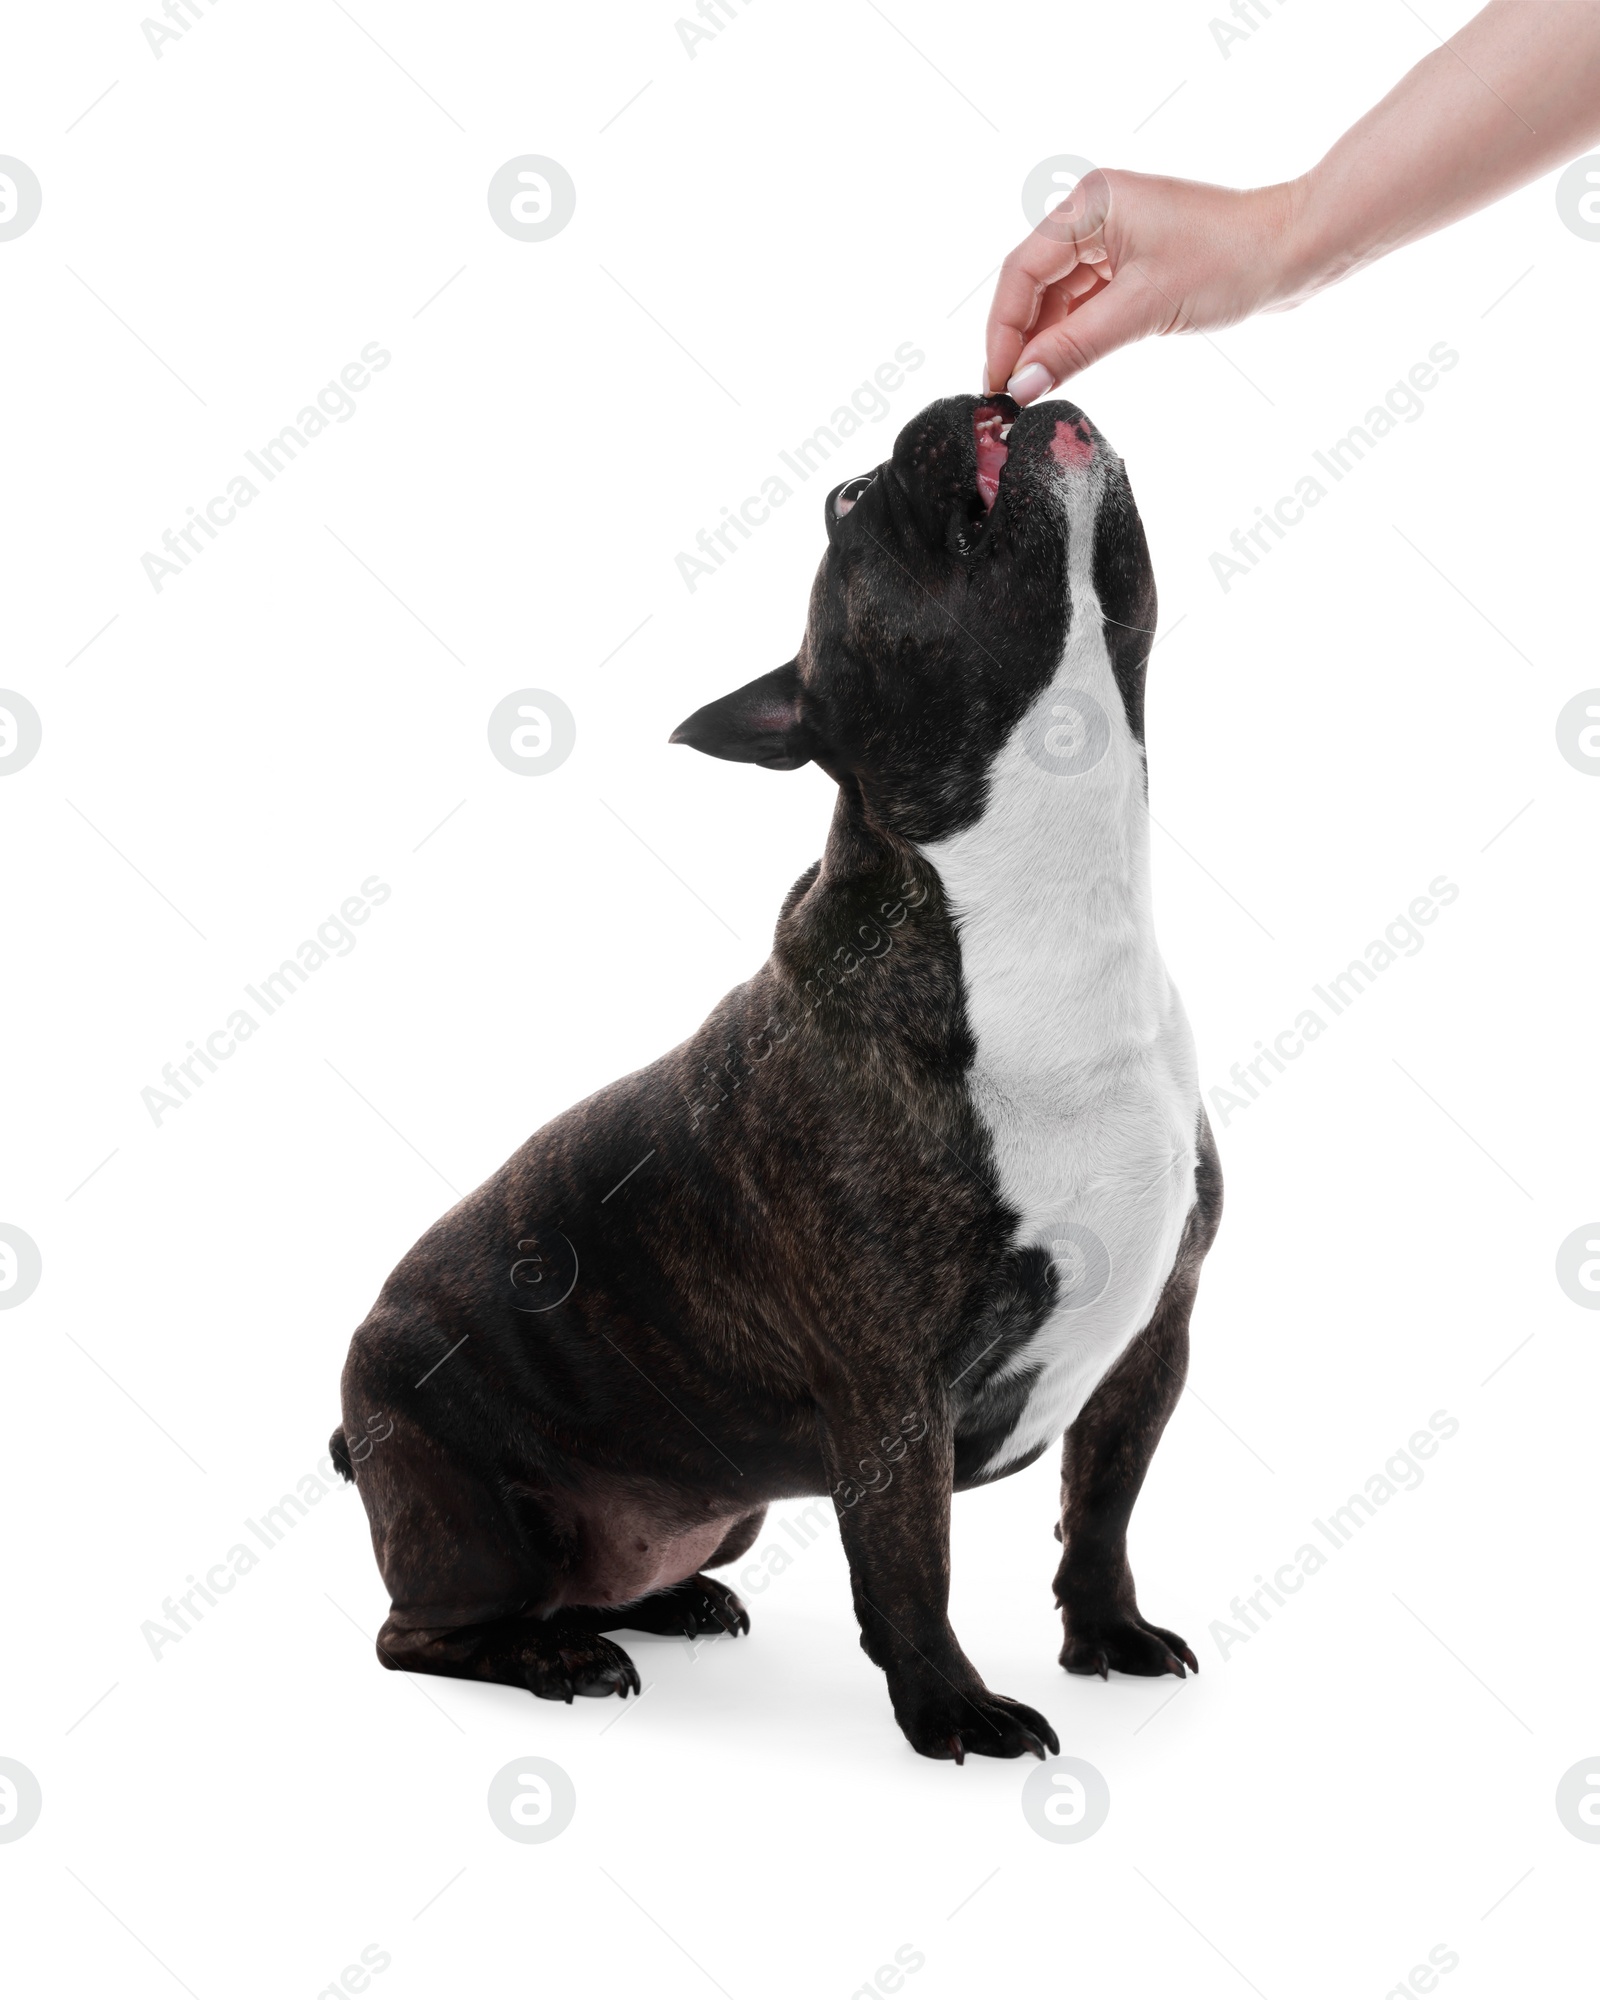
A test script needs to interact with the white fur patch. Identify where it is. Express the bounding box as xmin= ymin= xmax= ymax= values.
xmin=923 ymin=449 xmax=1199 ymax=1473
